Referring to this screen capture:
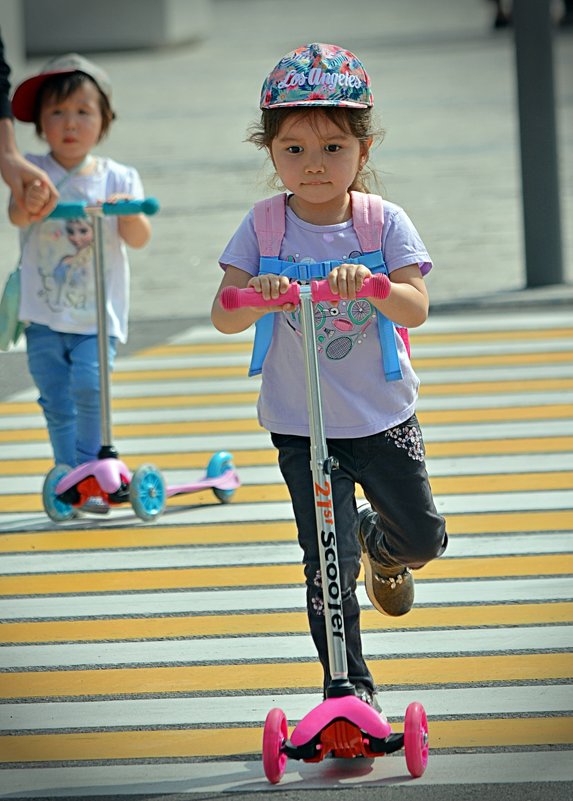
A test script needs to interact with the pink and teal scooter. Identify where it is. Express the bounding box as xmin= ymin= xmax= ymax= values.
xmin=42 ymin=199 xmax=239 ymax=523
